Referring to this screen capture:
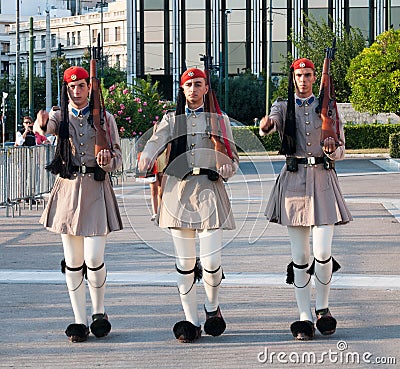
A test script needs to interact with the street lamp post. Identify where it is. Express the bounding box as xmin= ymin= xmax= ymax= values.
xmin=224 ymin=9 xmax=232 ymax=114
xmin=265 ymin=0 xmax=272 ymax=114
xmin=15 ymin=0 xmax=21 ymax=134
xmin=1 ymin=92 xmax=8 ymax=148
